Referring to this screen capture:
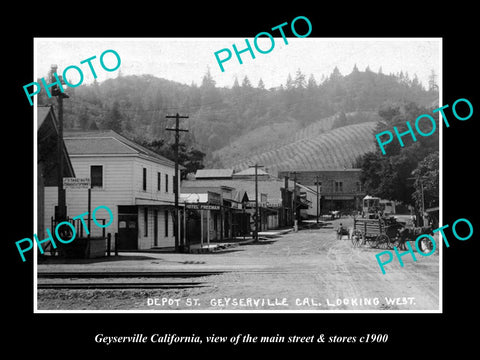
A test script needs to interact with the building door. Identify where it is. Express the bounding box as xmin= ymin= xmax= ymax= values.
xmin=118 ymin=206 xmax=138 ymax=250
